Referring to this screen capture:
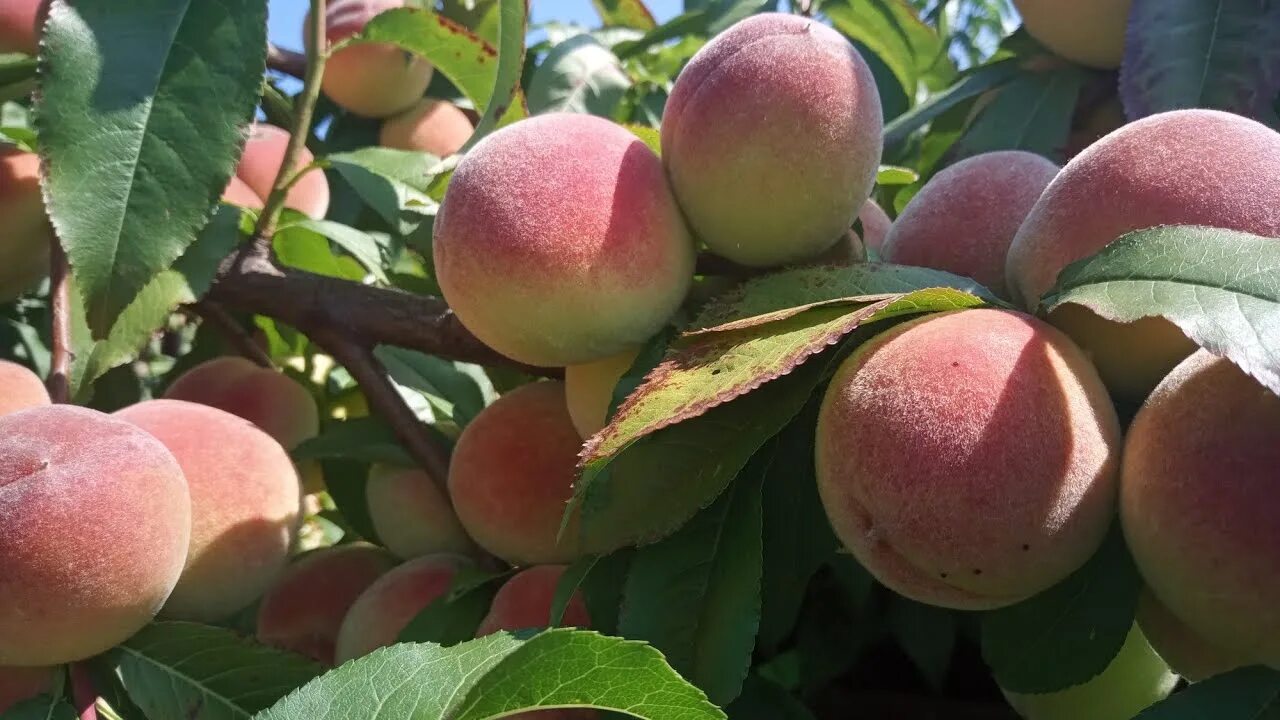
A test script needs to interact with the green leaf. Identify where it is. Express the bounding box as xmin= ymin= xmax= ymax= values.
xmin=875 ymin=165 xmax=918 ymax=186
xmin=982 ymin=526 xmax=1142 ymax=694
xmin=464 ymin=0 xmax=528 ymax=148
xmin=374 ymin=346 xmax=494 ymax=428
xmin=725 ymin=675 xmax=816 ymax=720
xmin=273 ymin=223 xmax=367 ymax=281
xmin=1041 ymin=225 xmax=1280 ymax=396
xmin=1135 ymin=666 xmax=1280 ymax=719
xmin=398 ymin=567 xmax=508 ymax=647
xmin=592 ymin=0 xmax=657 ymax=29
xmin=0 ymin=54 xmax=37 ymax=88
xmin=1120 ymin=0 xmax=1280 ymax=124
xmin=951 ymin=65 xmax=1084 ymax=162
xmin=326 ymin=148 xmax=438 ymax=236
xmin=825 ymin=0 xmax=950 ymax=99
xmin=37 ymin=0 xmax=266 ymax=336
xmin=887 ymin=596 xmax=956 ymax=691
xmin=578 ymin=550 xmax=634 ymax=637
xmin=882 ymin=59 xmax=1020 ymax=147
xmin=111 ymin=622 xmax=322 ymax=720
xmin=528 ymin=35 xmax=632 ymax=117
xmin=293 ymin=417 xmax=414 ymax=465
xmin=253 ymin=631 xmax=726 ymax=720
xmin=0 ymin=698 xmax=77 ymax=720
xmin=619 ymin=463 xmax=765 ymax=706
xmin=283 ymin=219 xmax=390 ymax=284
